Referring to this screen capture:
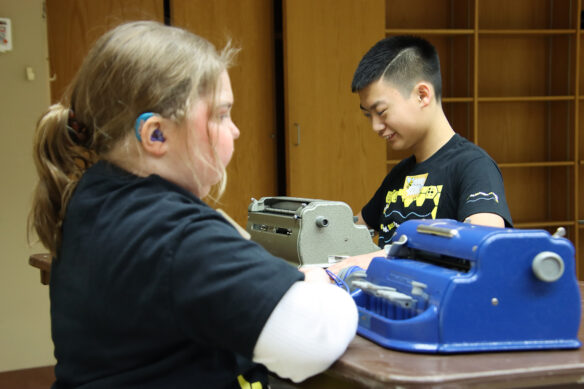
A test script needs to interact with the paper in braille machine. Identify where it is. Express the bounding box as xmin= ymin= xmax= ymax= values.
xmin=344 ymin=218 xmax=582 ymax=354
